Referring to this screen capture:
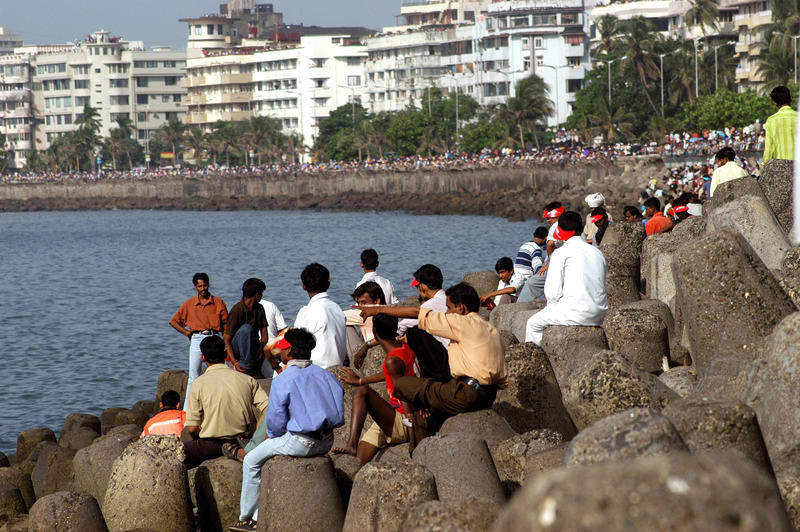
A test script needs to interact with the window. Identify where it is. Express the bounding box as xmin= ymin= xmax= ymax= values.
xmin=314 ymin=79 xmax=326 ymax=88
xmin=136 ymin=77 xmax=148 ymax=87
xmin=565 ymin=35 xmax=584 ymax=45
xmin=137 ymin=112 xmax=146 ymax=122
xmin=75 ymin=96 xmax=89 ymax=107
xmin=194 ymin=25 xmax=202 ymax=35
xmin=347 ymin=75 xmax=361 ymax=86
xmin=173 ymin=94 xmax=182 ymax=102
xmin=207 ymin=24 xmax=215 ymax=35
xmin=110 ymin=95 xmax=129 ymax=105
xmin=137 ymin=94 xmax=148 ymax=104
xmin=567 ymin=57 xmax=582 ymax=67
xmin=346 ymin=57 xmax=362 ymax=66
xmin=164 ymin=61 xmax=177 ymax=68
xmin=567 ymin=79 xmax=582 ymax=93
xmin=111 ymin=112 xmax=129 ymax=121
xmin=72 ymin=65 xmax=89 ymax=75
xmin=534 ymin=37 xmax=544 ymax=49
xmin=95 ymin=68 xmax=101 ymax=73
xmin=311 ymin=58 xmax=326 ymax=68
xmin=74 ymin=79 xmax=89 ymax=89
xmin=110 ymin=78 xmax=129 ymax=88
xmin=165 ymin=76 xmax=179 ymax=86
xmin=162 ymin=95 xmax=170 ymax=103
xmin=217 ymin=24 xmax=223 ymax=35
xmin=513 ymin=16 xmax=528 ymax=27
